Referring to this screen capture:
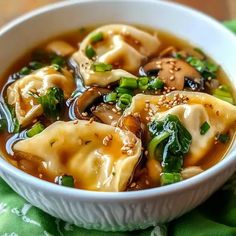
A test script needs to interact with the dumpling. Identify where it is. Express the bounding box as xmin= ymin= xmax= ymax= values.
xmin=73 ymin=24 xmax=160 ymax=86
xmin=125 ymin=91 xmax=236 ymax=165
xmin=7 ymin=66 xmax=75 ymax=127
xmin=13 ymin=120 xmax=142 ymax=192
